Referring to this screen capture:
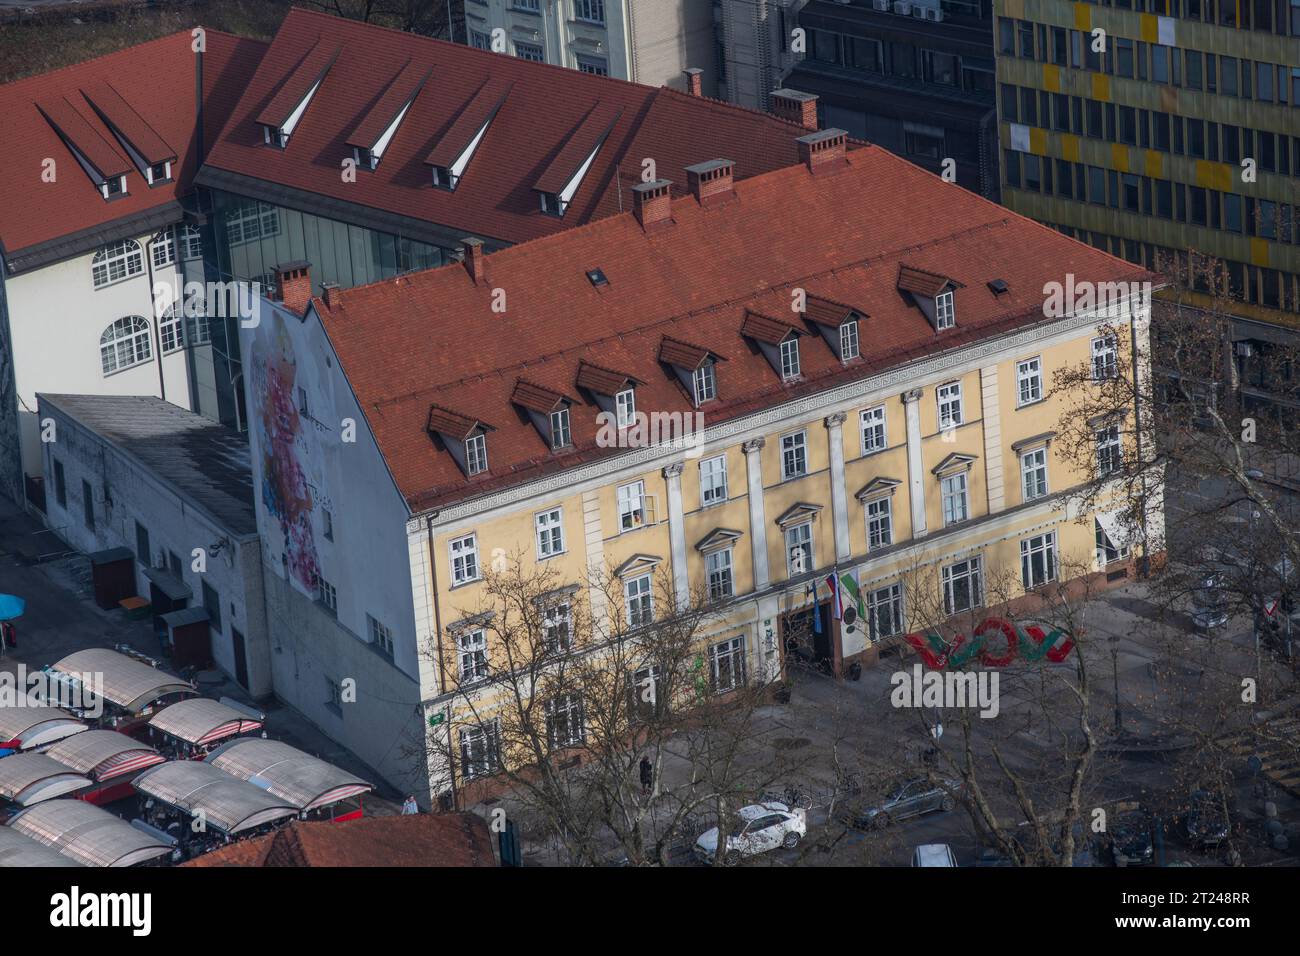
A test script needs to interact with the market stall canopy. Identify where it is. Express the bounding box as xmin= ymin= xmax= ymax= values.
xmin=45 ymin=730 xmax=165 ymax=782
xmin=133 ymin=760 xmax=298 ymax=835
xmin=0 ymin=705 xmax=86 ymax=750
xmin=50 ymin=648 xmax=195 ymax=714
xmin=9 ymin=799 xmax=171 ymax=867
xmin=0 ymin=752 xmax=92 ymax=805
xmin=206 ymin=738 xmax=373 ymax=811
xmin=0 ymin=824 xmax=82 ymax=867
xmin=148 ymin=696 xmax=263 ymax=747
